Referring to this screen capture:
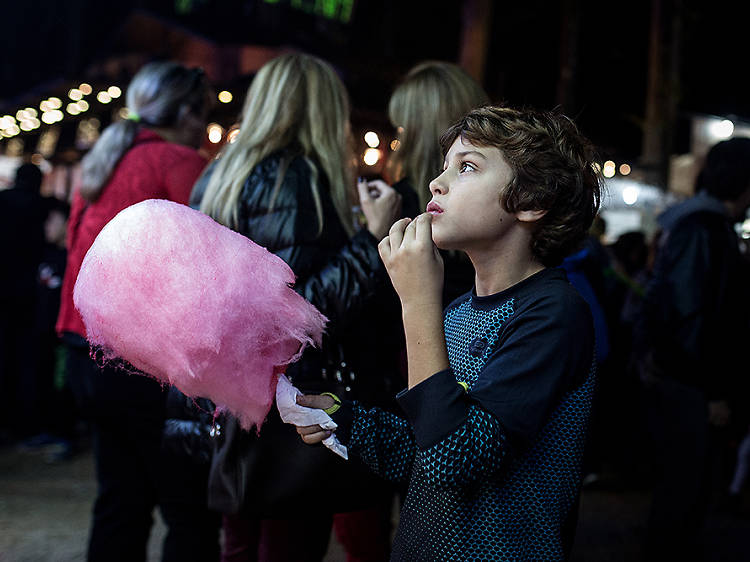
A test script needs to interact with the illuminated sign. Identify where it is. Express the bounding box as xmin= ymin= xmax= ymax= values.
xmin=262 ymin=0 xmax=355 ymax=23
